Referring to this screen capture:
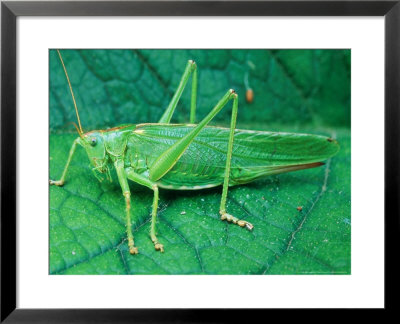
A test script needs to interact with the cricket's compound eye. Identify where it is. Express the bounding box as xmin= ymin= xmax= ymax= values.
xmin=90 ymin=137 xmax=97 ymax=146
